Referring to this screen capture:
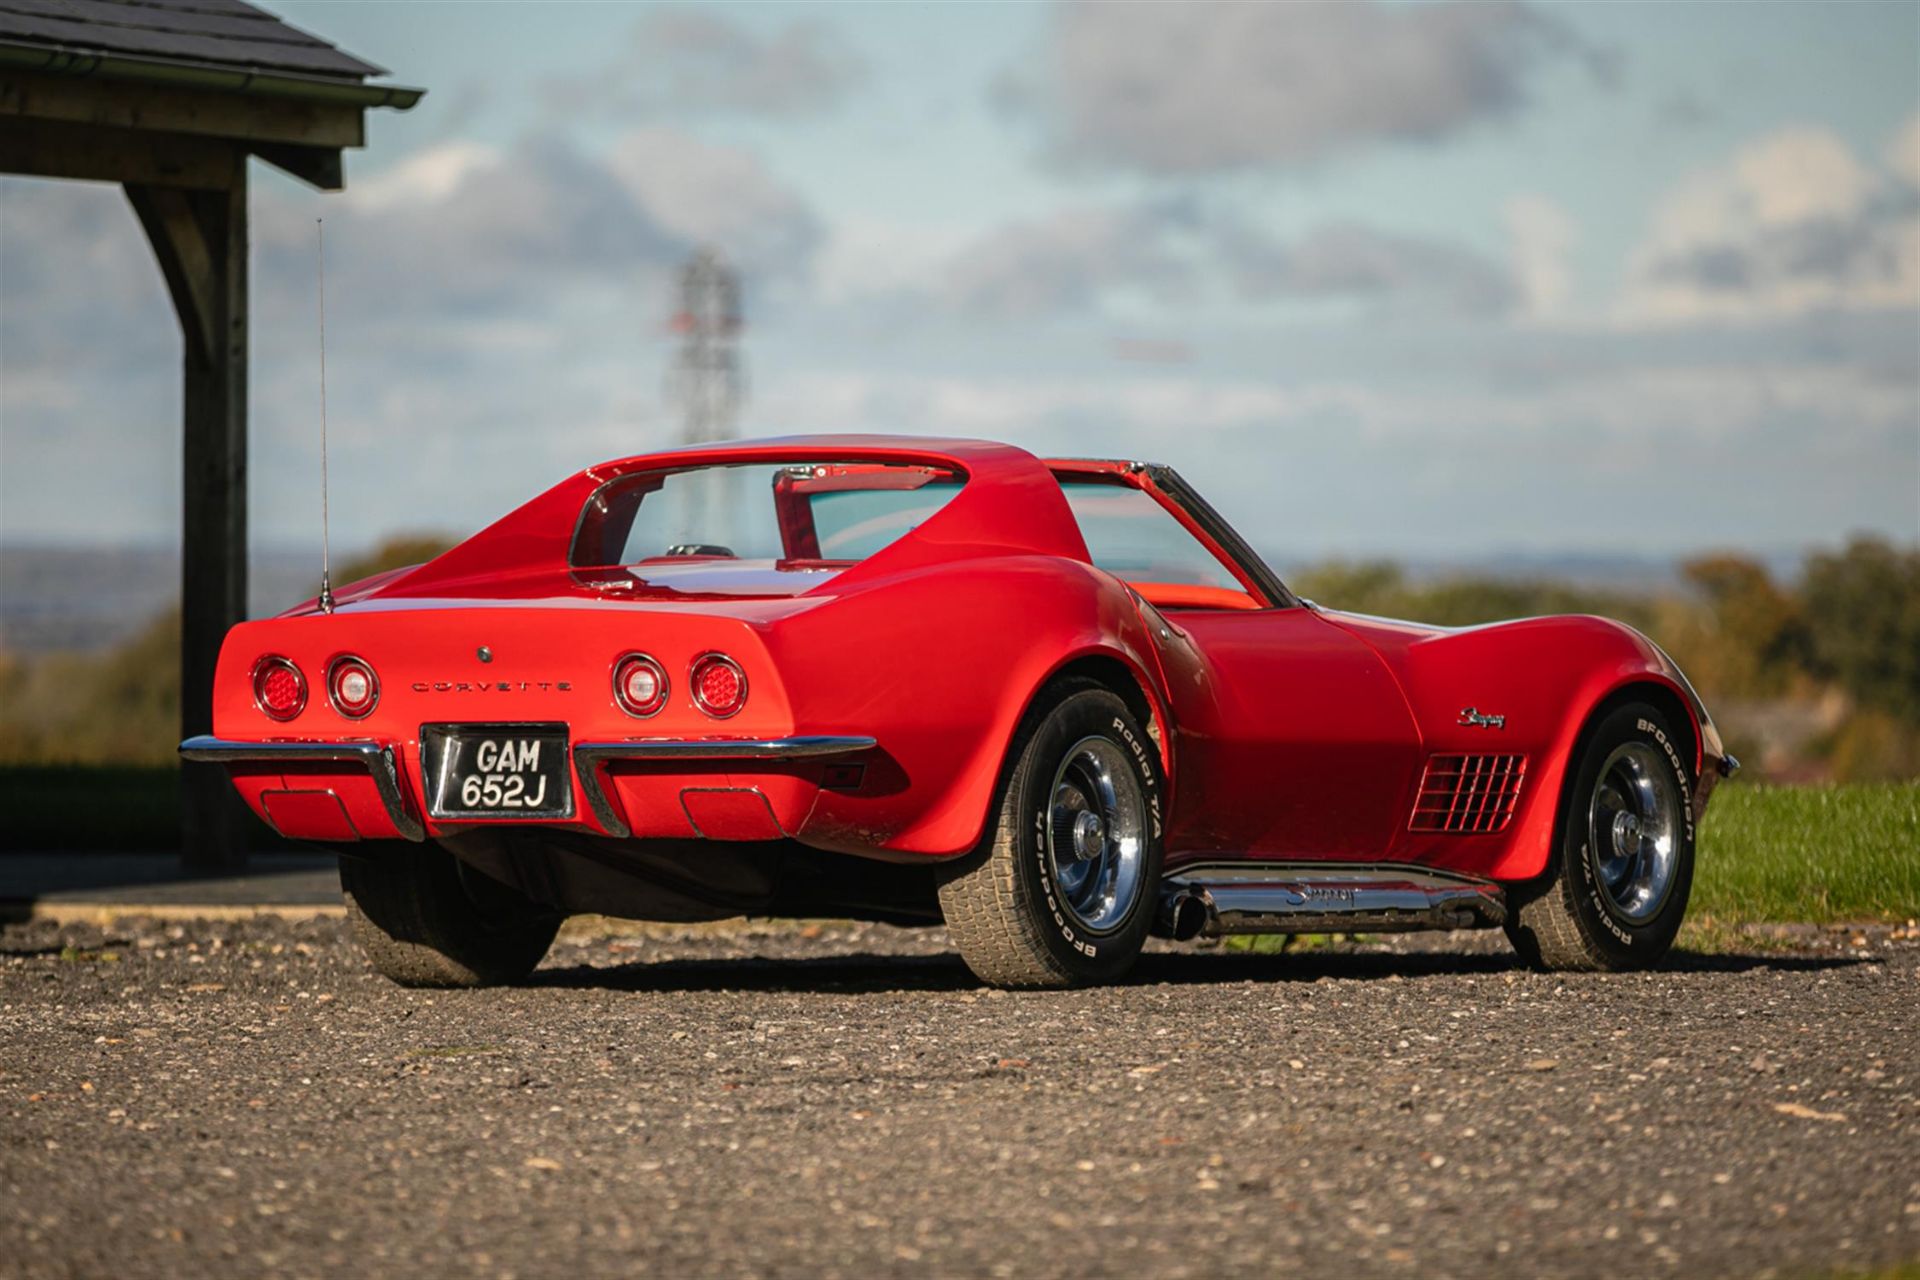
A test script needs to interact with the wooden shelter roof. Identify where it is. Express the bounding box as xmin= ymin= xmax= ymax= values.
xmin=0 ymin=0 xmax=382 ymax=79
